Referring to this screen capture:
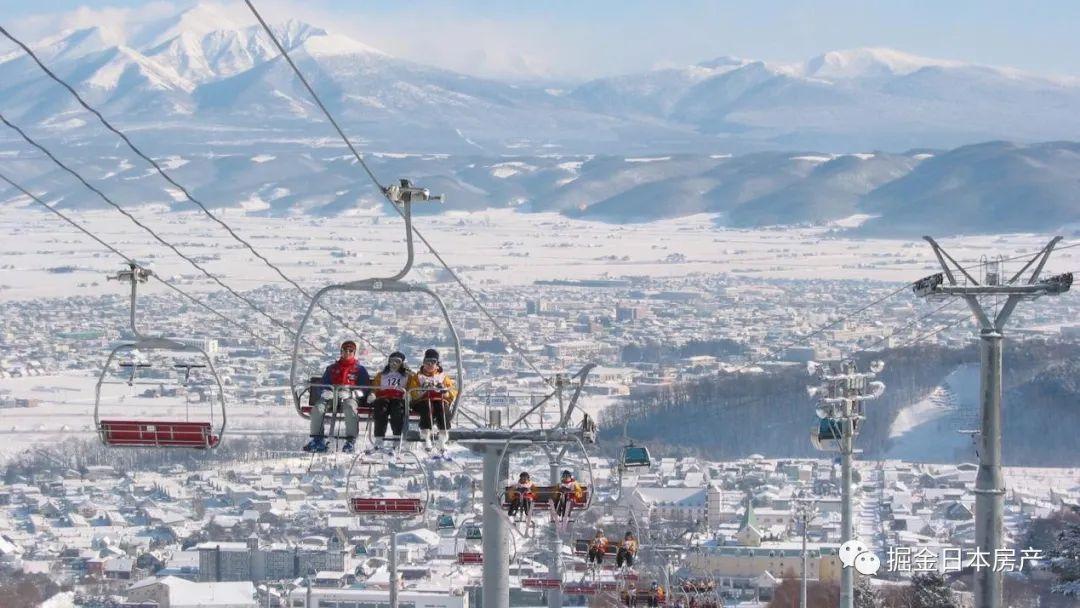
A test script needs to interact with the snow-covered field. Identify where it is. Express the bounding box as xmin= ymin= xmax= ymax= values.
xmin=0 ymin=206 xmax=1072 ymax=302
